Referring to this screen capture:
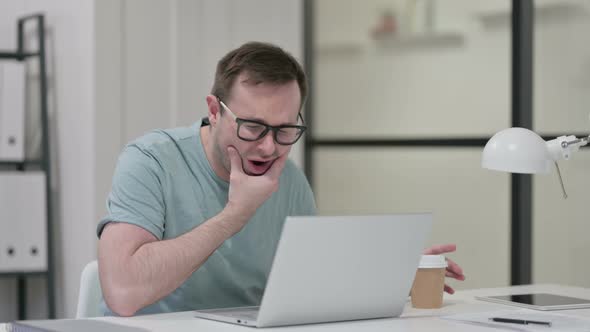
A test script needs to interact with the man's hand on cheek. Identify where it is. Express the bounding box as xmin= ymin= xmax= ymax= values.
xmin=226 ymin=146 xmax=288 ymax=218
